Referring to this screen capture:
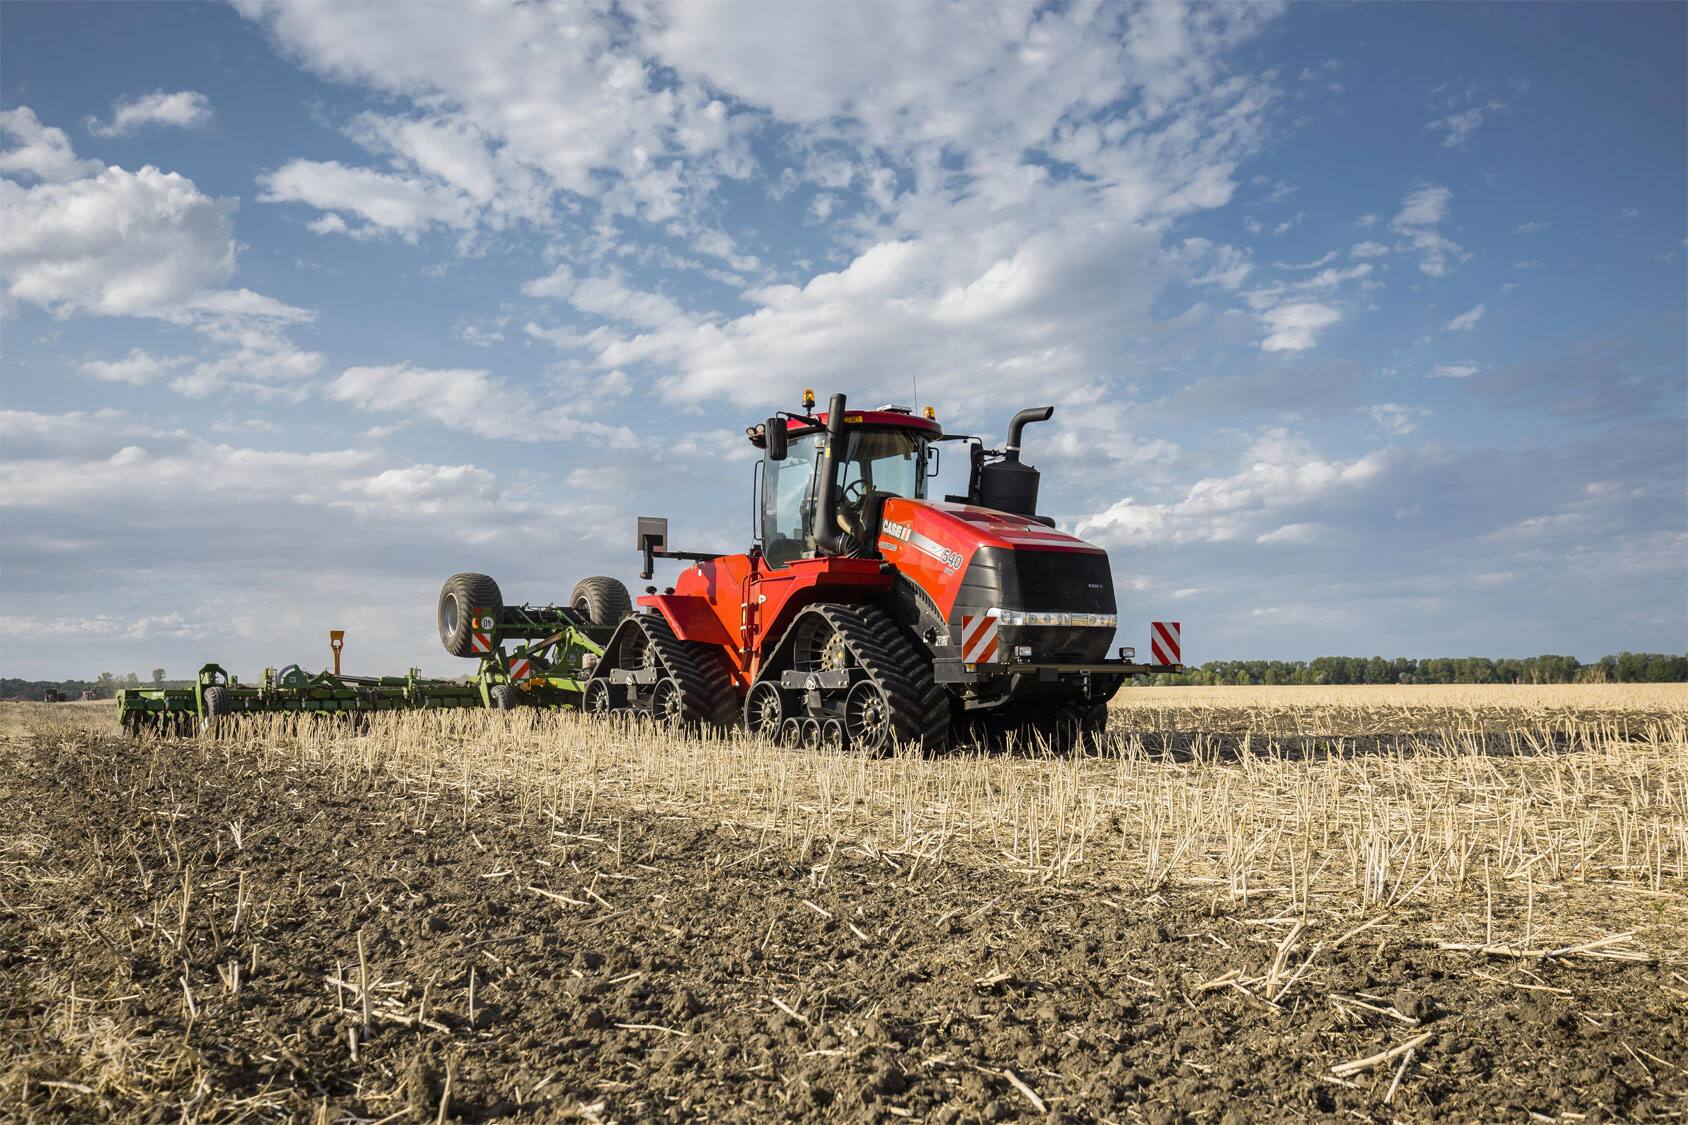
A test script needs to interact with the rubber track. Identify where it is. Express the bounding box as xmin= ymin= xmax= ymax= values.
xmin=811 ymin=604 xmax=951 ymax=752
xmin=629 ymin=614 xmax=740 ymax=729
